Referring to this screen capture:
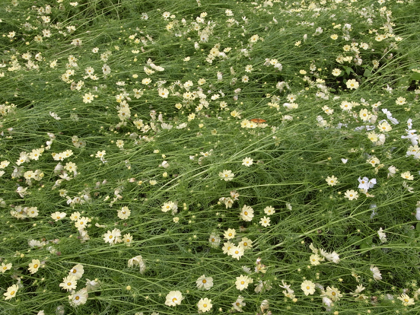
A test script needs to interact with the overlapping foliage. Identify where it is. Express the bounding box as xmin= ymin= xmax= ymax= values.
xmin=1 ymin=0 xmax=420 ymax=314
